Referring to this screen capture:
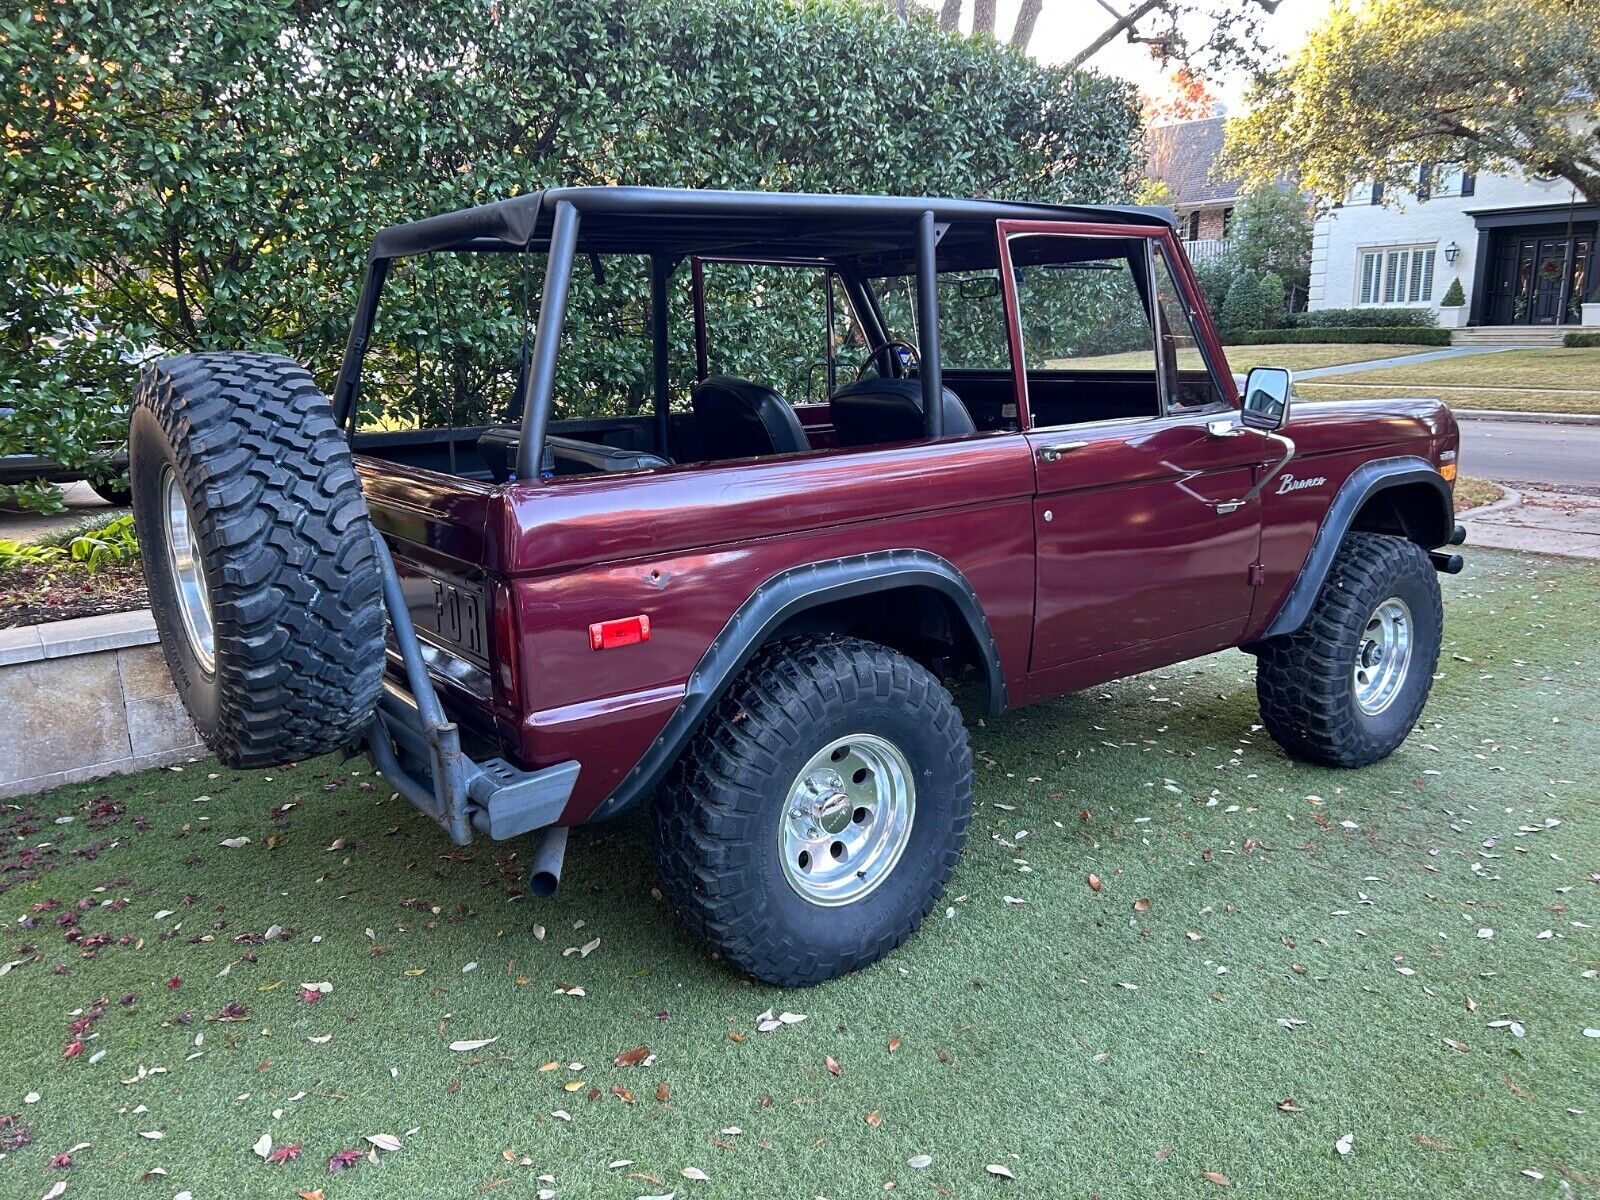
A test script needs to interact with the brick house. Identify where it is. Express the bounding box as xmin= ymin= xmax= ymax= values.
xmin=1145 ymin=116 xmax=1243 ymax=263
